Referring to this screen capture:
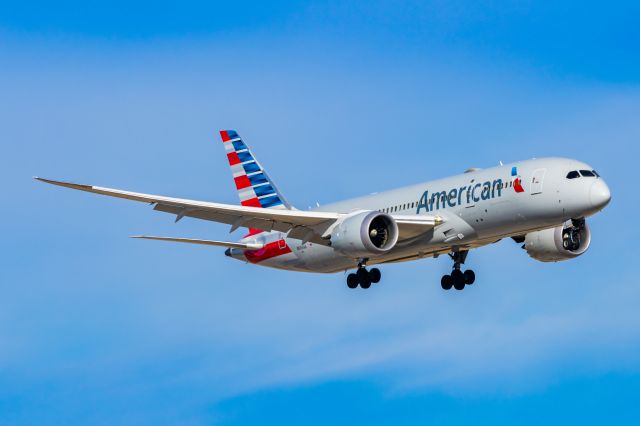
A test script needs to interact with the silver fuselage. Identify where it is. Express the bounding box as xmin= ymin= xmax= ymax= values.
xmin=228 ymin=157 xmax=611 ymax=272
